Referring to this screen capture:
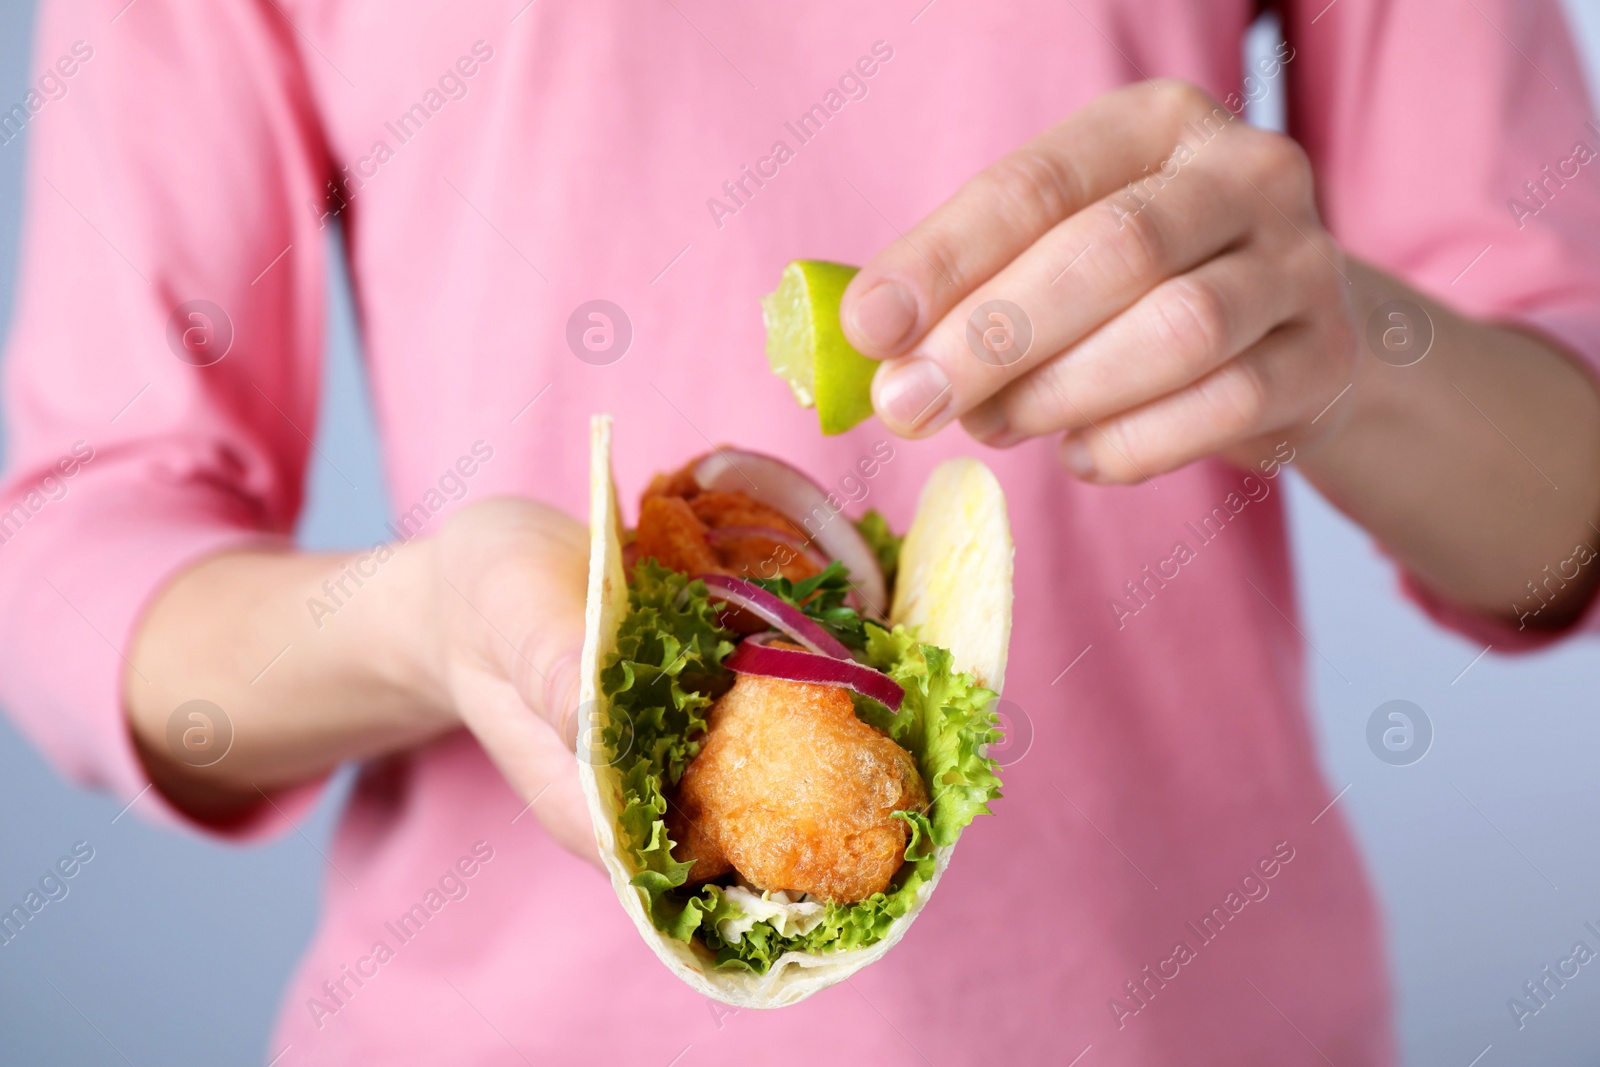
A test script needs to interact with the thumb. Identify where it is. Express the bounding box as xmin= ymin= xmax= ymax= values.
xmin=542 ymin=647 xmax=584 ymax=752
